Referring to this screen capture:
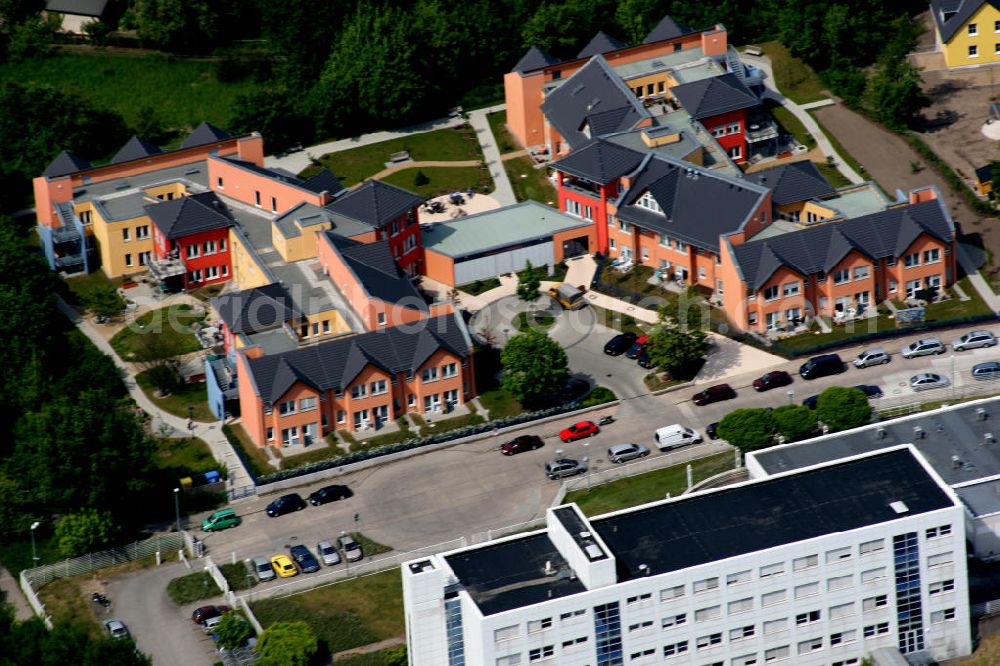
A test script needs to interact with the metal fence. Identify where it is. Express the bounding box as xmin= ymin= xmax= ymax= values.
xmin=18 ymin=571 xmax=52 ymax=629
xmin=22 ymin=532 xmax=188 ymax=587
xmin=870 ymin=379 xmax=1000 ymax=419
xmin=559 ymin=446 xmax=739 ymax=495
